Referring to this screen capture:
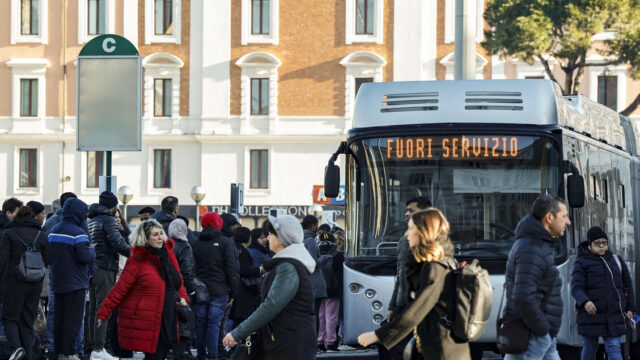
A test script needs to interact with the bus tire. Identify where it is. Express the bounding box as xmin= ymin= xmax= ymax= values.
xmin=557 ymin=344 xmax=581 ymax=360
